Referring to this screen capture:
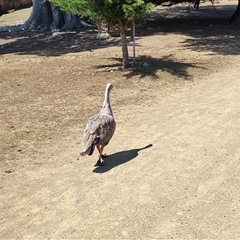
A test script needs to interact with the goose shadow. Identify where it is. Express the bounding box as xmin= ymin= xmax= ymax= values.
xmin=93 ymin=144 xmax=153 ymax=173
